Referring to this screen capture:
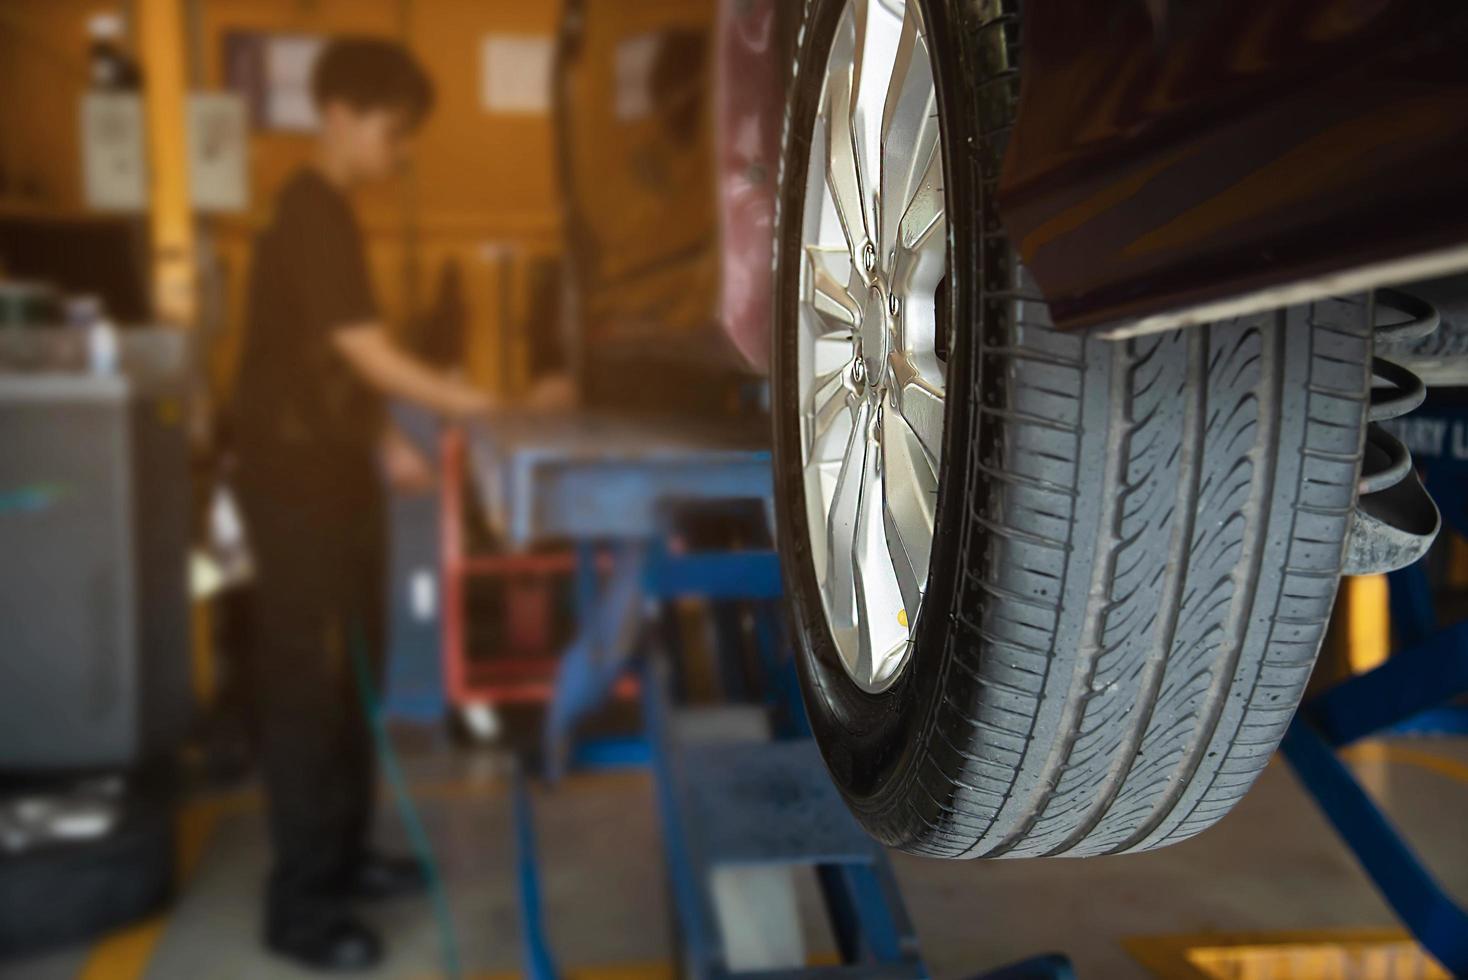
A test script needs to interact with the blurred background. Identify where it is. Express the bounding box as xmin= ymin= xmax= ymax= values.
xmin=0 ymin=2 xmax=1466 ymax=979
